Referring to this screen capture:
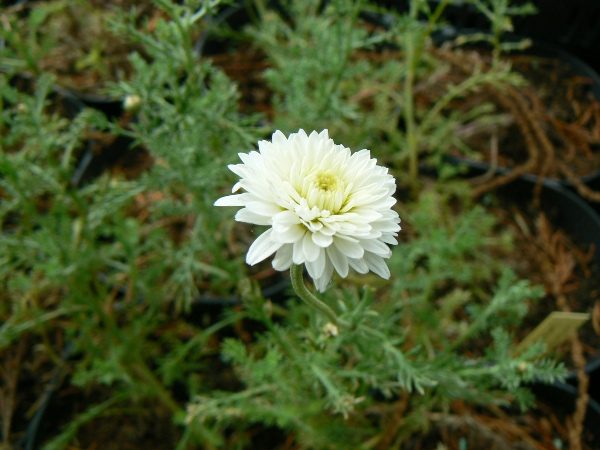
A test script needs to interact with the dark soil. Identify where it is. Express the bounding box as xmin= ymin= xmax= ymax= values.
xmin=210 ymin=46 xmax=273 ymax=117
